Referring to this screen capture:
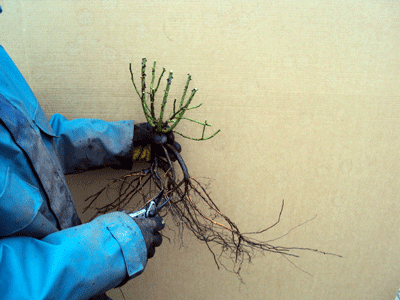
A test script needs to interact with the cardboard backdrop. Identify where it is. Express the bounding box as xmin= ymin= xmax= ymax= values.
xmin=2 ymin=1 xmax=400 ymax=299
